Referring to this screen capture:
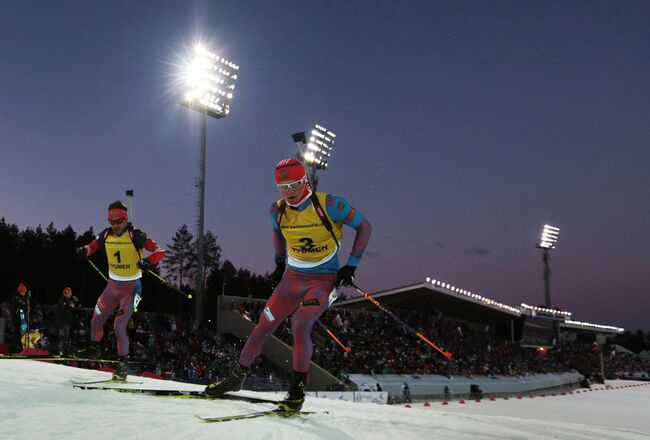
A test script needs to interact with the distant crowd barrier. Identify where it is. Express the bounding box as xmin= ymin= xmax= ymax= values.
xmin=262 ymin=390 xmax=388 ymax=404
xmin=308 ymin=390 xmax=388 ymax=404
xmin=347 ymin=372 xmax=583 ymax=398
